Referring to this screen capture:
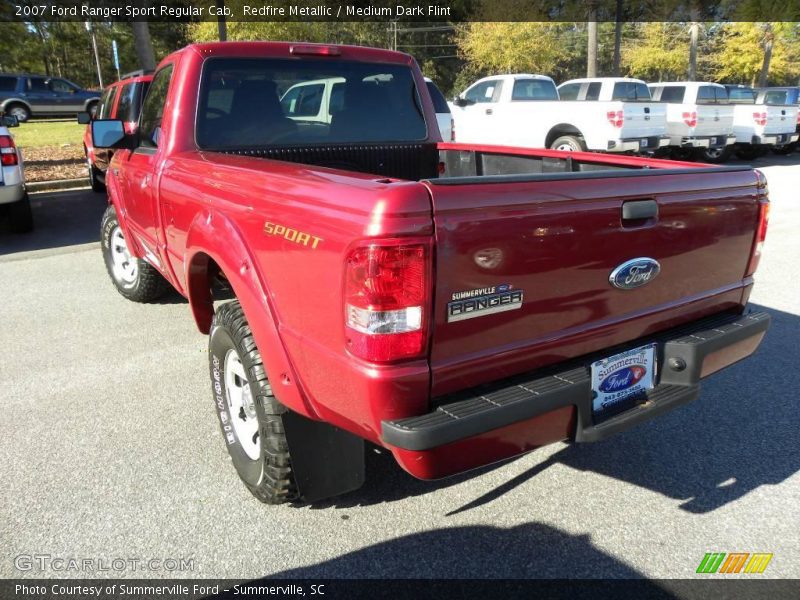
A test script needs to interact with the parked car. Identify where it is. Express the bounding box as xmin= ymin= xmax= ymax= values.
xmin=723 ymin=84 xmax=799 ymax=160
xmin=647 ymin=82 xmax=736 ymax=162
xmin=757 ymin=87 xmax=799 ymax=154
xmin=90 ymin=41 xmax=769 ymax=504
xmin=450 ymin=74 xmax=668 ymax=153
xmin=79 ymin=72 xmax=152 ymax=192
xmin=424 ymin=77 xmax=453 ymax=141
xmin=0 ymin=112 xmax=31 ymax=233
xmin=0 ymin=73 xmax=101 ymax=122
